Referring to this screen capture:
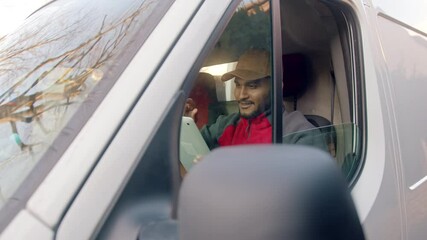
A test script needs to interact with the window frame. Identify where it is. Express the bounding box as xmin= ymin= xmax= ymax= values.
xmin=271 ymin=0 xmax=283 ymax=143
xmin=325 ymin=1 xmax=367 ymax=187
